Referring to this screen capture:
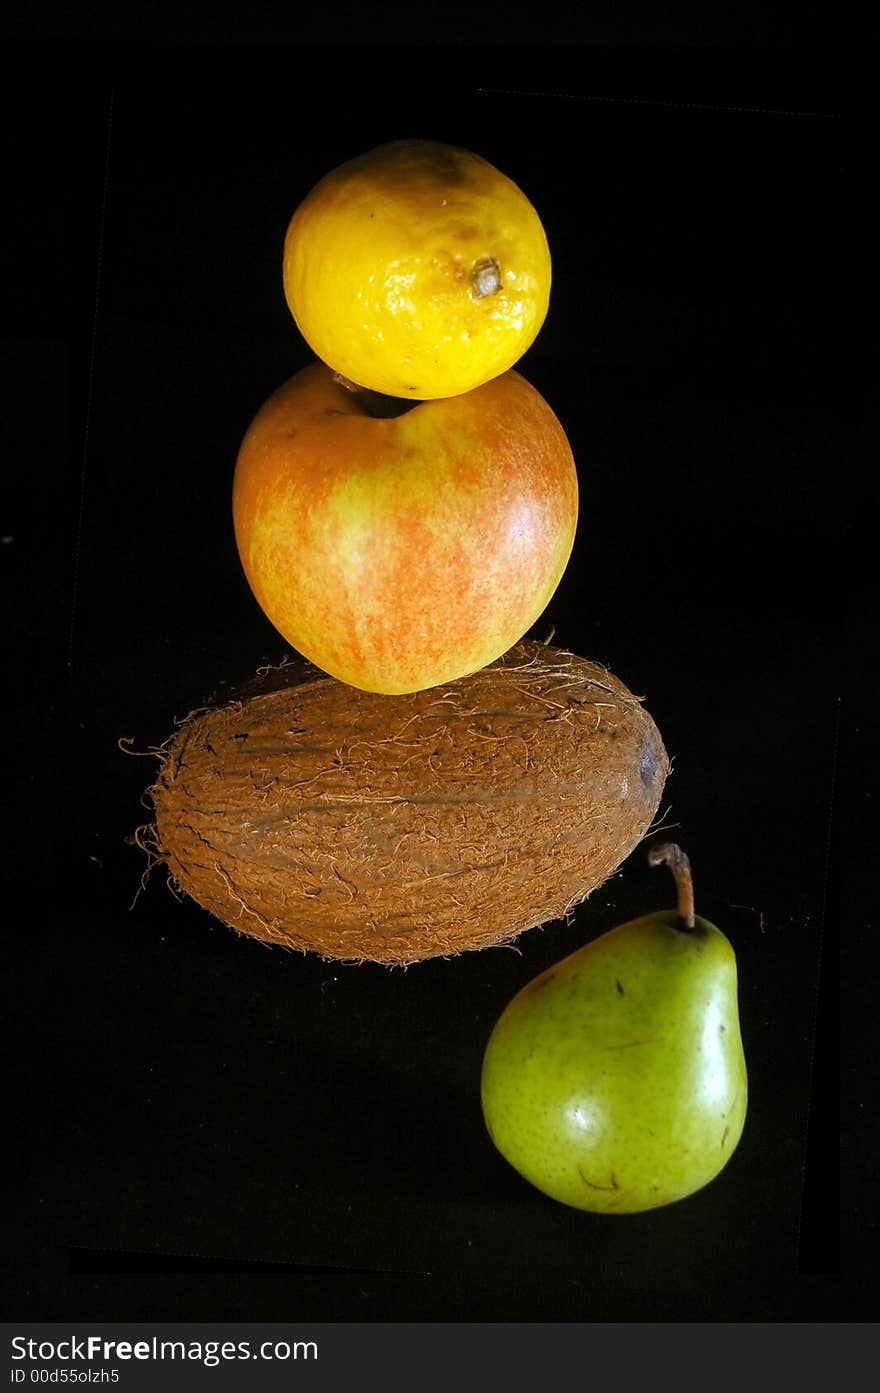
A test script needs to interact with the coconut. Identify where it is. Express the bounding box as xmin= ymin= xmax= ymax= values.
xmin=138 ymin=642 xmax=669 ymax=965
